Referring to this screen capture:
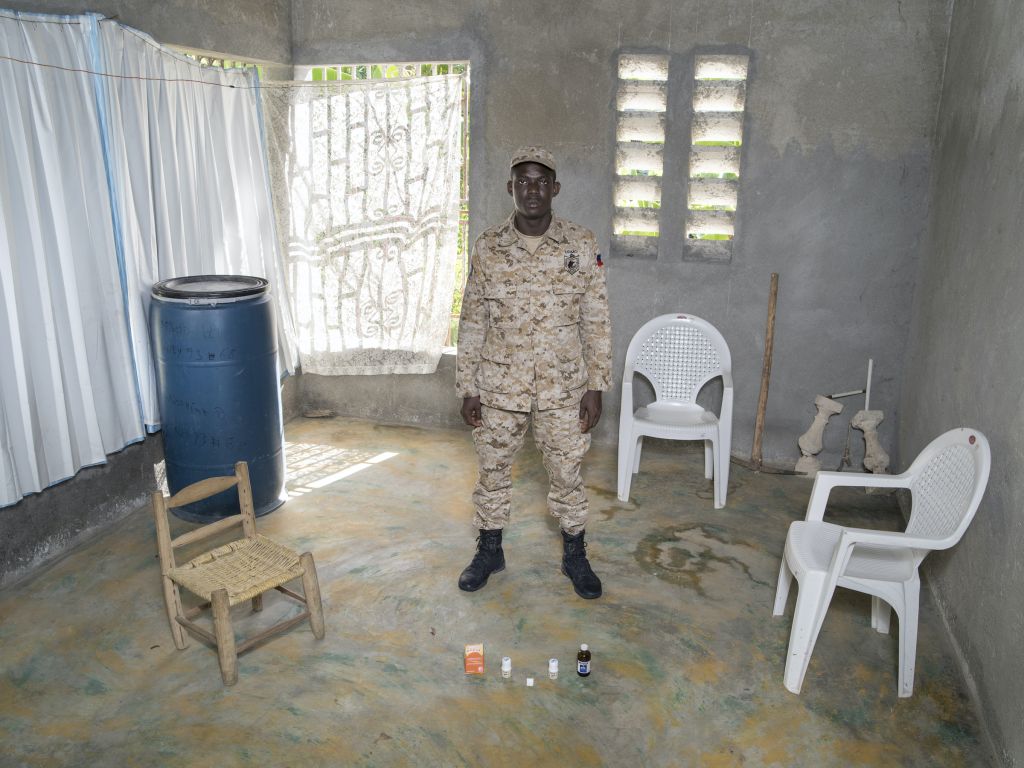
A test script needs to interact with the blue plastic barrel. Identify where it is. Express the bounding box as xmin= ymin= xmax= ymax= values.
xmin=150 ymin=275 xmax=285 ymax=522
